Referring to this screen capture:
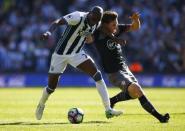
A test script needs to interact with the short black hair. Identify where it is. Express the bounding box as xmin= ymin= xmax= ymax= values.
xmin=102 ymin=11 xmax=118 ymax=23
xmin=91 ymin=6 xmax=103 ymax=18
